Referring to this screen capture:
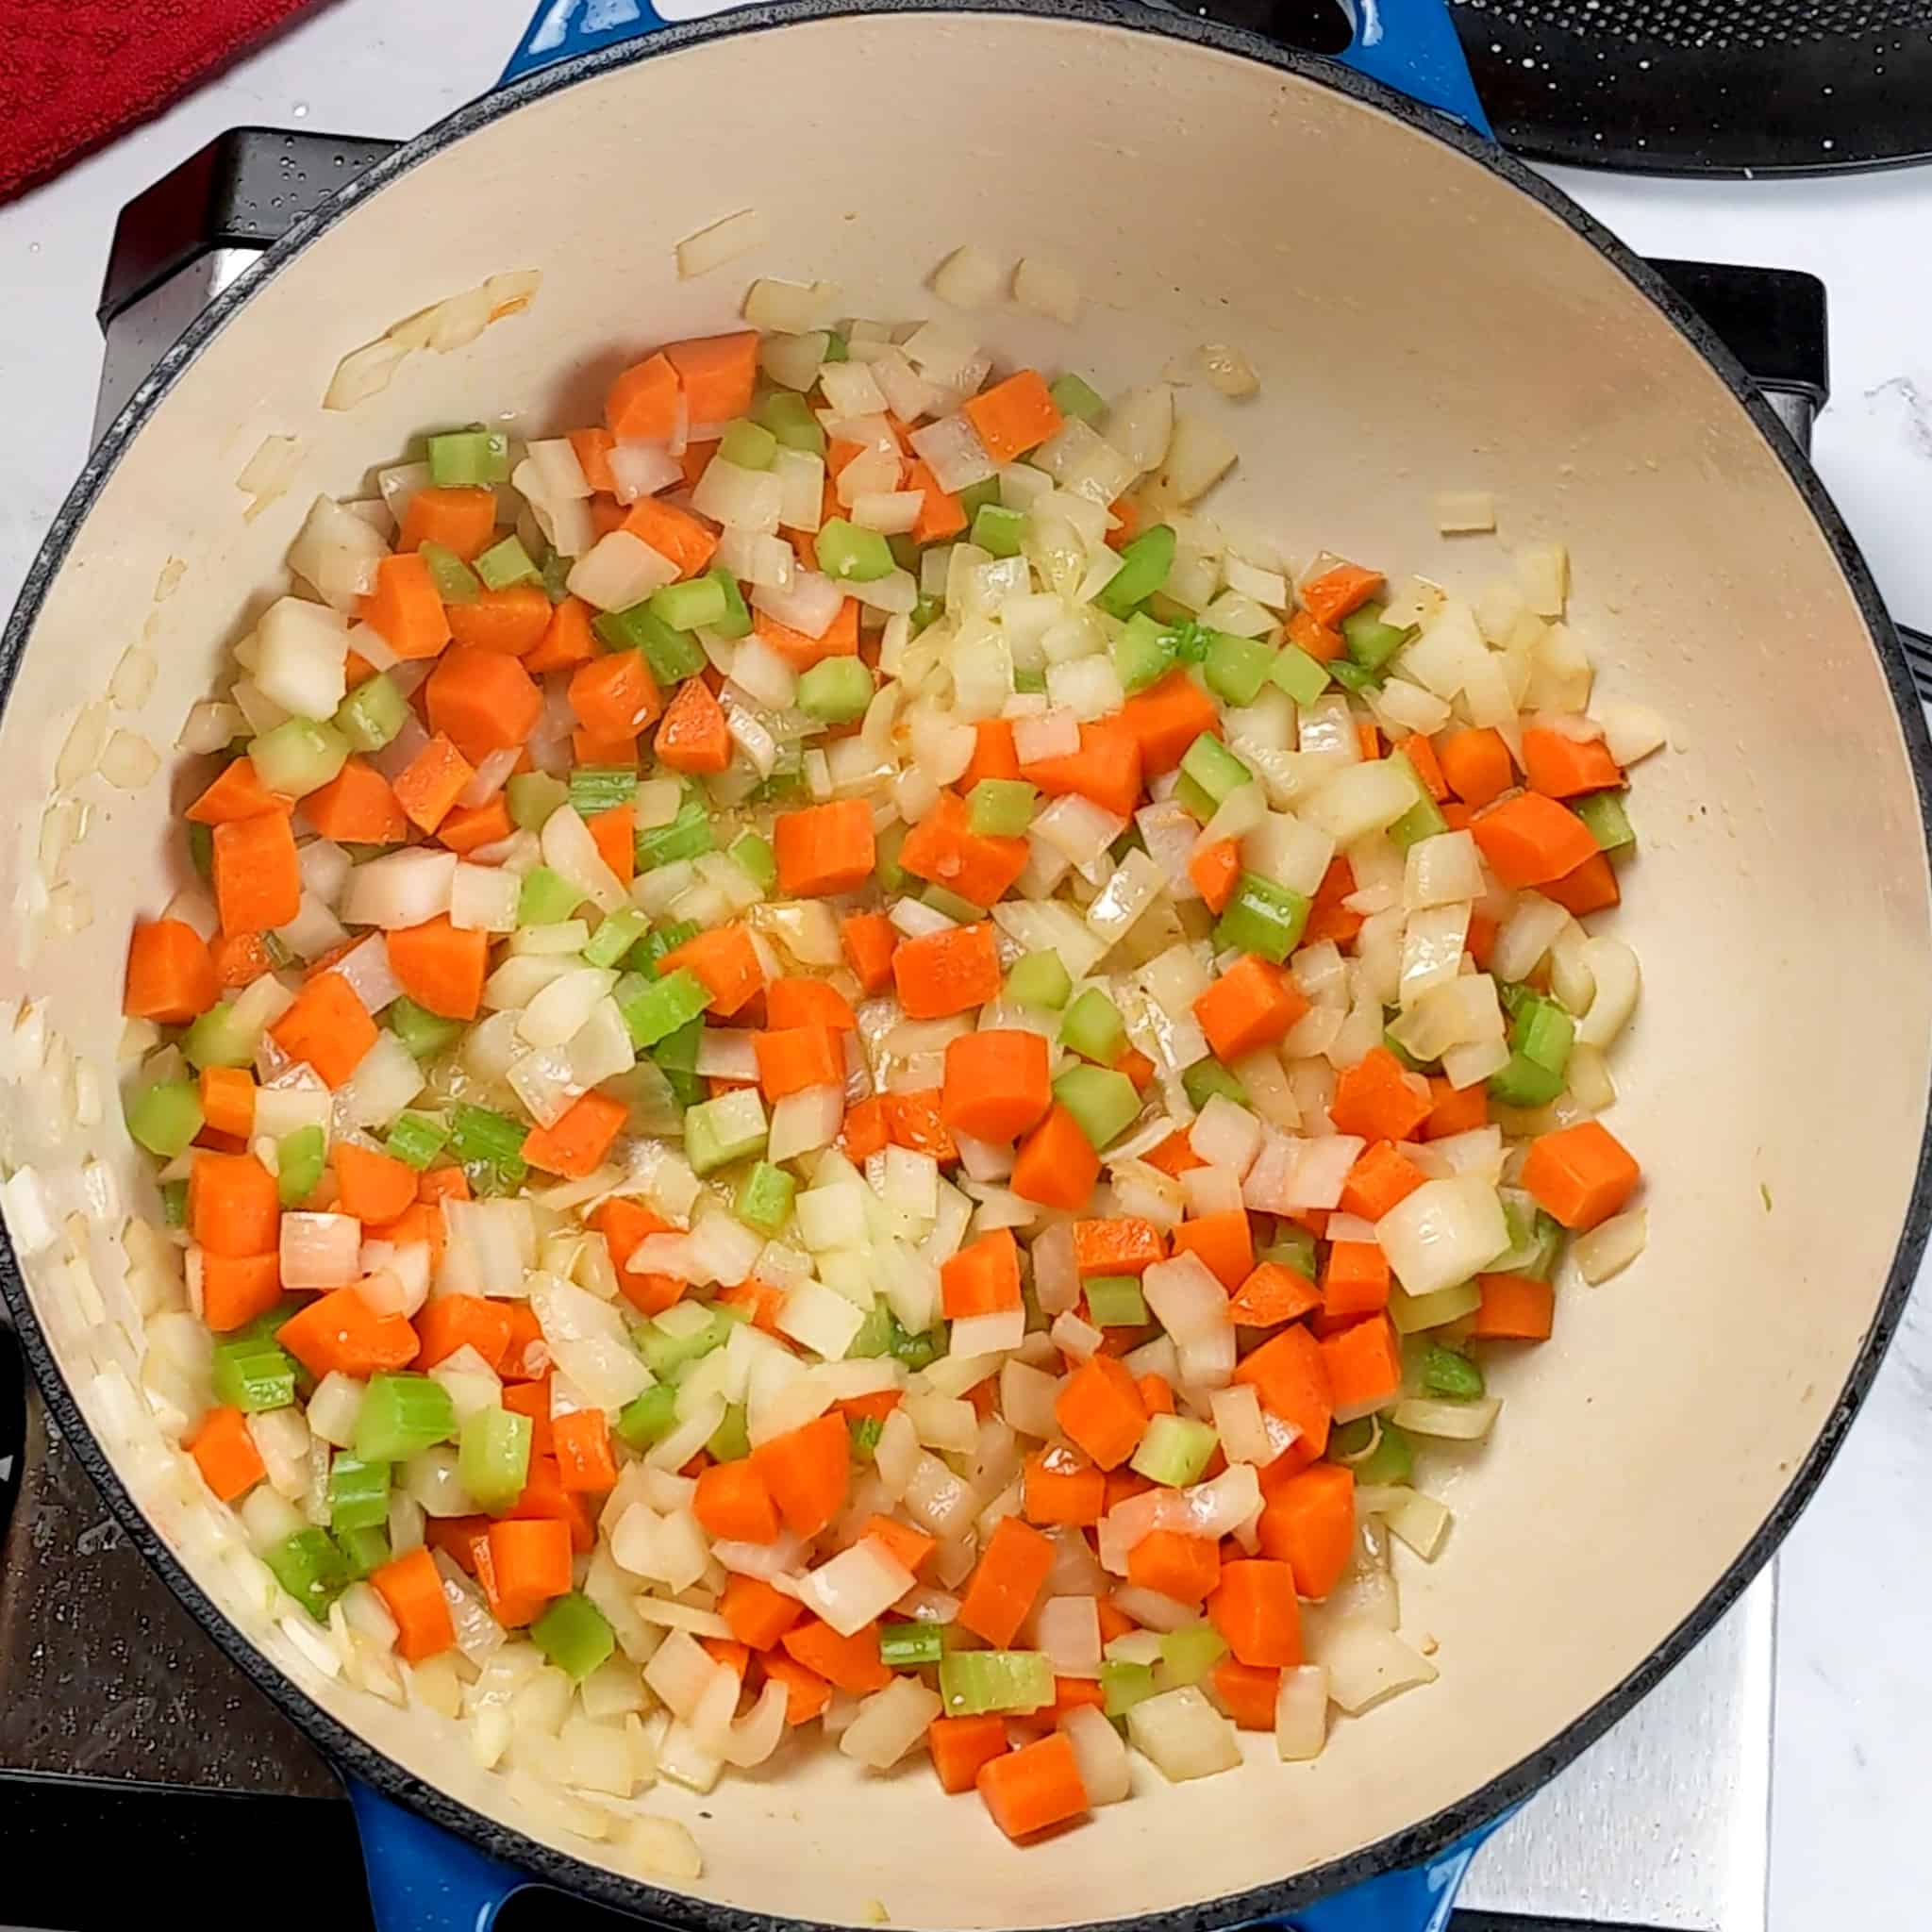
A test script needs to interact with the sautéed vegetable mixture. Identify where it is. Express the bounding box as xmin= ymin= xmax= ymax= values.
xmin=121 ymin=277 xmax=1655 ymax=1857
